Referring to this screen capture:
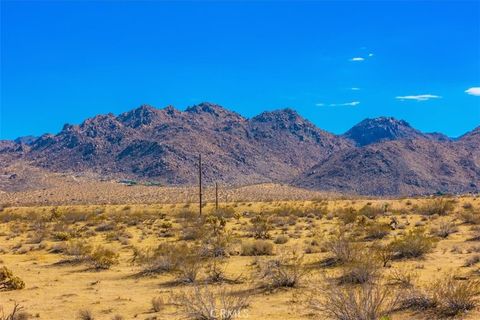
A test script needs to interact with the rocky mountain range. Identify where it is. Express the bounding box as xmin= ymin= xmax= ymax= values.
xmin=1 ymin=103 xmax=478 ymax=196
